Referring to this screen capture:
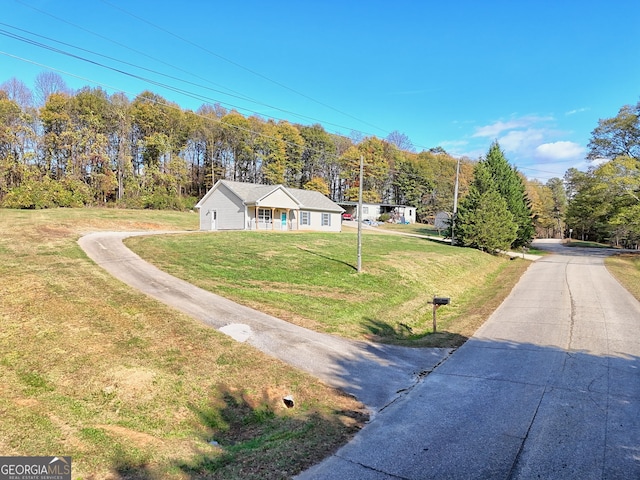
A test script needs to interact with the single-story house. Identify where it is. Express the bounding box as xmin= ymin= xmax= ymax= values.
xmin=339 ymin=201 xmax=417 ymax=224
xmin=195 ymin=180 xmax=345 ymax=232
